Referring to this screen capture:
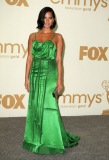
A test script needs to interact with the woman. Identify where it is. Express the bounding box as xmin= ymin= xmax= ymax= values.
xmin=22 ymin=6 xmax=80 ymax=154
